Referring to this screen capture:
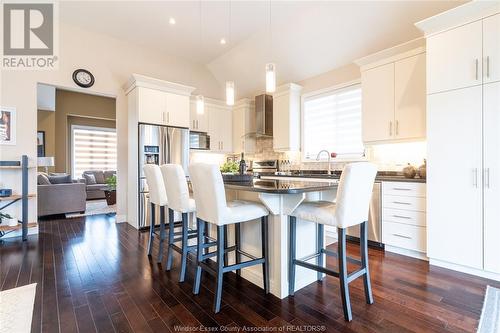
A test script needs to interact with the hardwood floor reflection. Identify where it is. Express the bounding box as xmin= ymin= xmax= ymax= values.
xmin=0 ymin=214 xmax=496 ymax=332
